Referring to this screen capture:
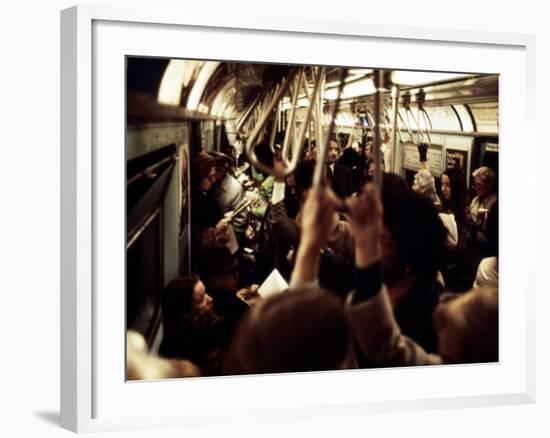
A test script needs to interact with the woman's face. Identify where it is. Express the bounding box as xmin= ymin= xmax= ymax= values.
xmin=441 ymin=174 xmax=452 ymax=201
xmin=199 ymin=166 xmax=216 ymax=192
xmin=191 ymin=281 xmax=214 ymax=316
xmin=474 ymin=176 xmax=488 ymax=199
